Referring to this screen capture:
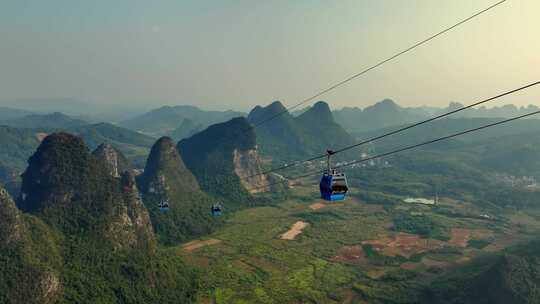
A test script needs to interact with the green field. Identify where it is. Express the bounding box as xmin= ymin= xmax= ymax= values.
xmin=177 ymin=186 xmax=540 ymax=304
